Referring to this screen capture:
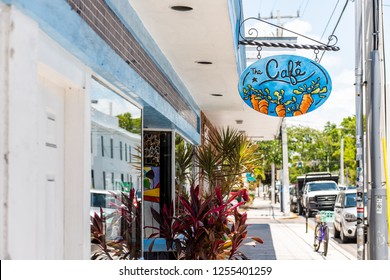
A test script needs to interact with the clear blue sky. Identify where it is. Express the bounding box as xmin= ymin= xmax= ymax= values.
xmin=242 ymin=0 xmax=389 ymax=130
